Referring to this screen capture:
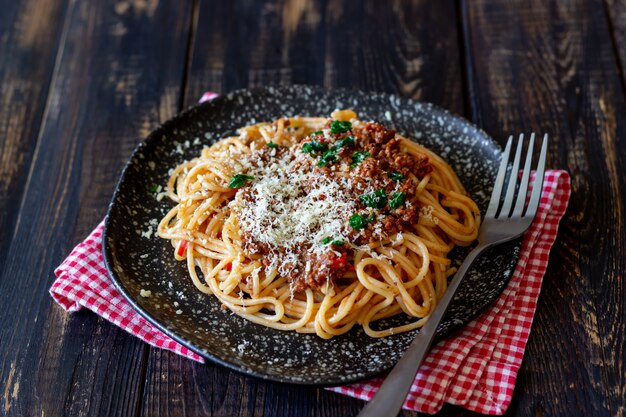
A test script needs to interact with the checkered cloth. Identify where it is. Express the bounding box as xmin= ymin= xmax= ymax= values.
xmin=50 ymin=92 xmax=571 ymax=415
